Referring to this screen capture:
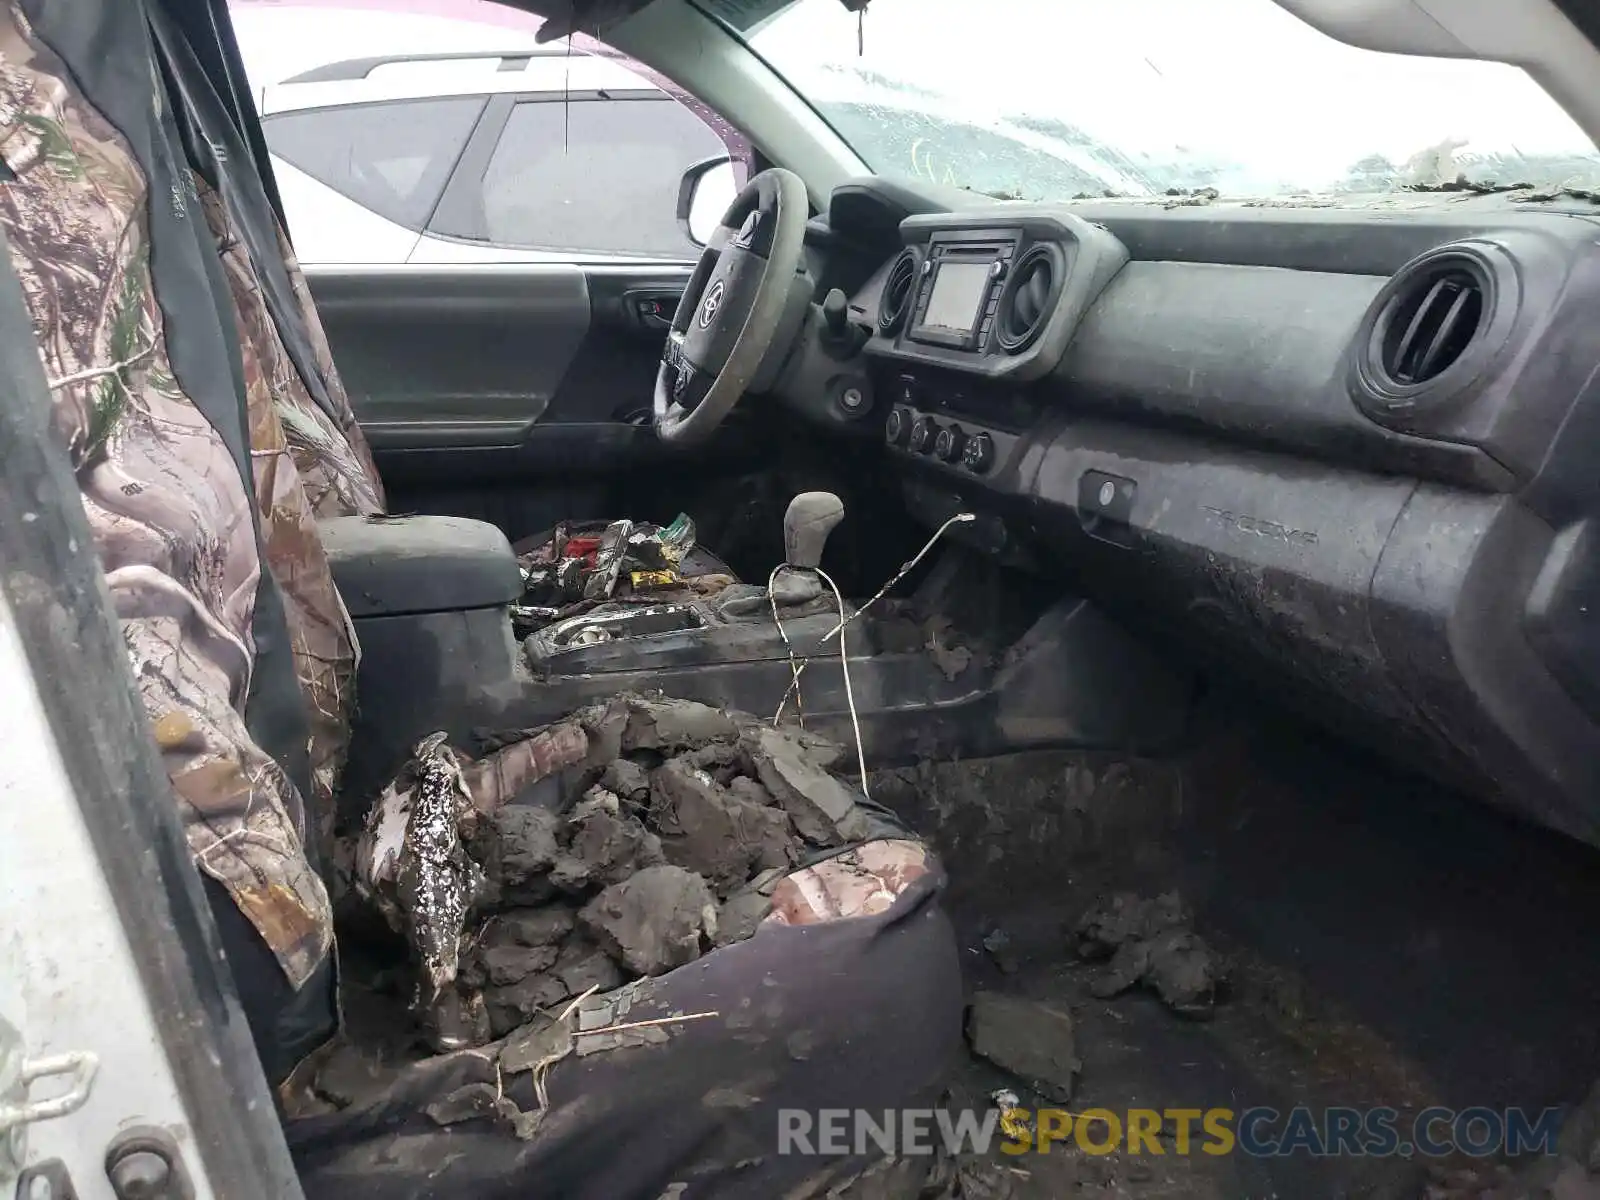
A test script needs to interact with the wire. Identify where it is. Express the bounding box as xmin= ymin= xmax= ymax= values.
xmin=815 ymin=564 xmax=869 ymax=796
xmin=765 ymin=511 xmax=978 ymax=796
xmin=771 ymin=512 xmax=976 ymax=723
xmin=768 ymin=563 xmax=872 ymax=795
xmin=767 ymin=562 xmax=808 ymax=729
